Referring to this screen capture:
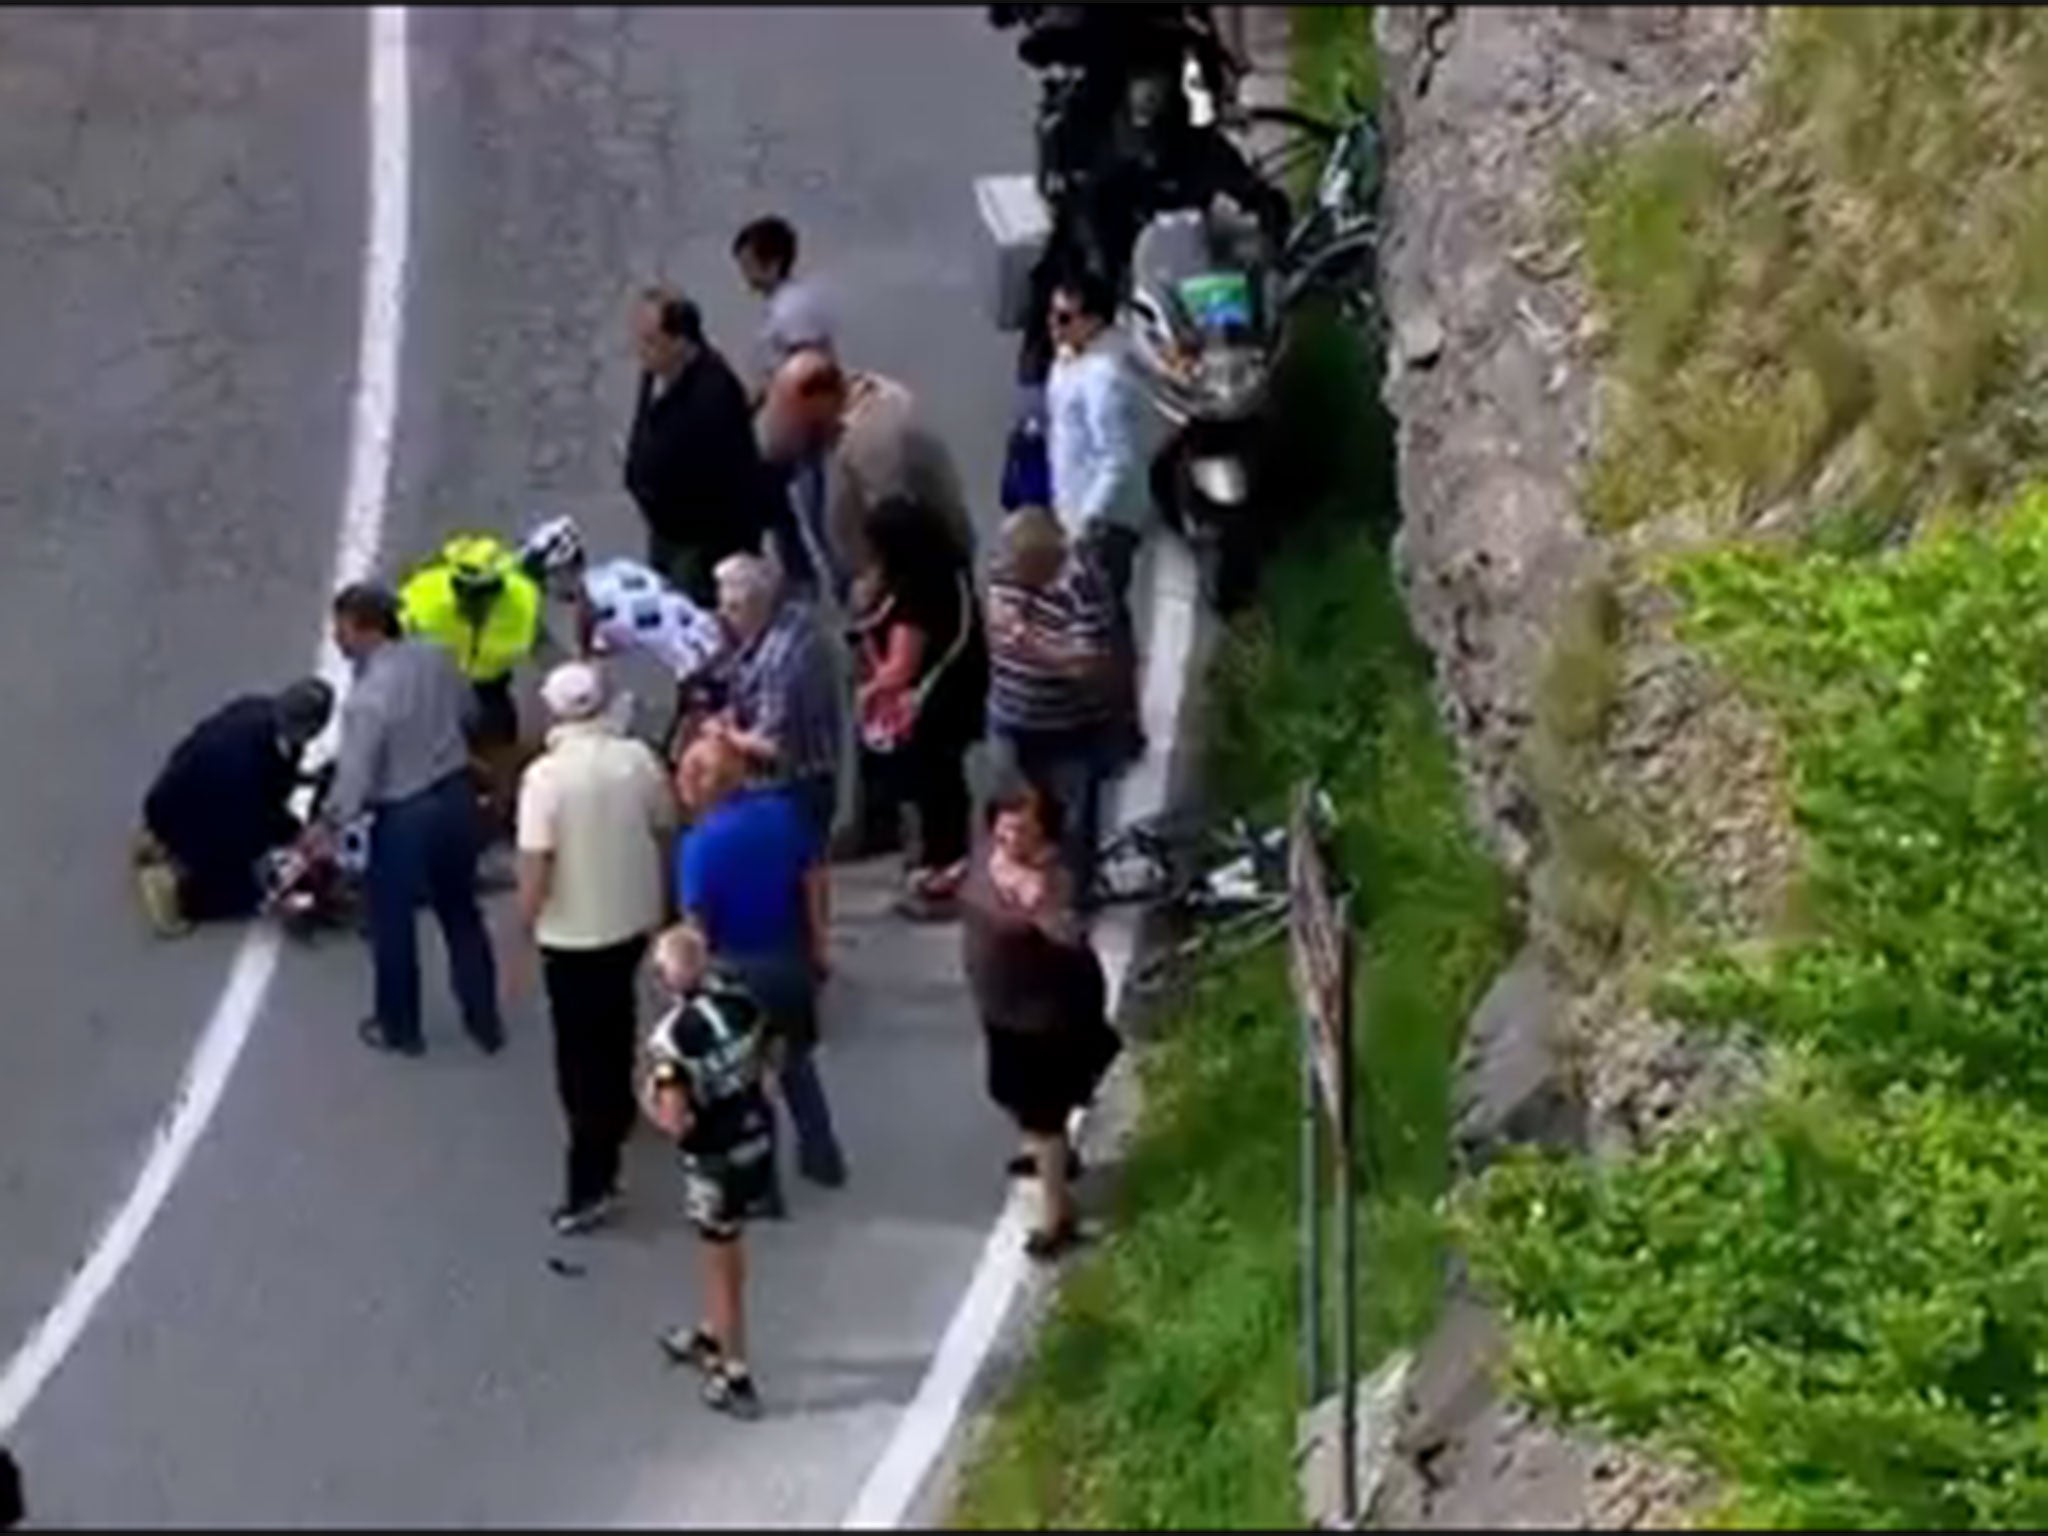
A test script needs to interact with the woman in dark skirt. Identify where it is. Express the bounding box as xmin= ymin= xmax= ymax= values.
xmin=961 ymin=782 xmax=1121 ymax=1259
xmin=855 ymin=493 xmax=990 ymax=919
